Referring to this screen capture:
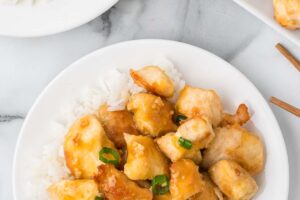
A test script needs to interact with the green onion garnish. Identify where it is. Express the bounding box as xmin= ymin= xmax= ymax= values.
xmin=99 ymin=147 xmax=120 ymax=166
xmin=178 ymin=137 xmax=192 ymax=149
xmin=151 ymin=175 xmax=169 ymax=195
xmin=94 ymin=196 xmax=104 ymax=200
xmin=173 ymin=114 xmax=187 ymax=125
